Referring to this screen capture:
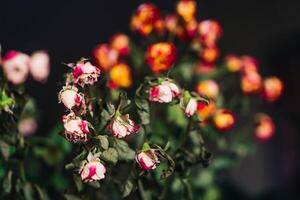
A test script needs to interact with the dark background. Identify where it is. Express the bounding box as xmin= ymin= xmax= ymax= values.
xmin=1 ymin=0 xmax=300 ymax=198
